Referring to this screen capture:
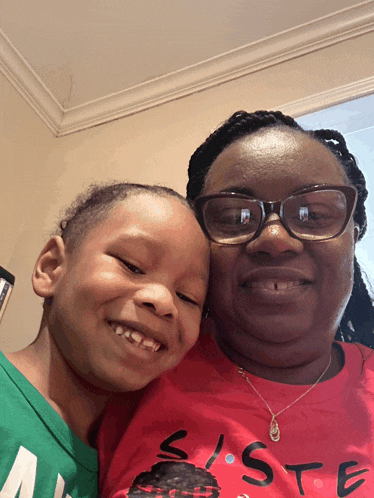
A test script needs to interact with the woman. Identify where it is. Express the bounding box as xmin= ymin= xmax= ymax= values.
xmin=100 ymin=111 xmax=374 ymax=498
